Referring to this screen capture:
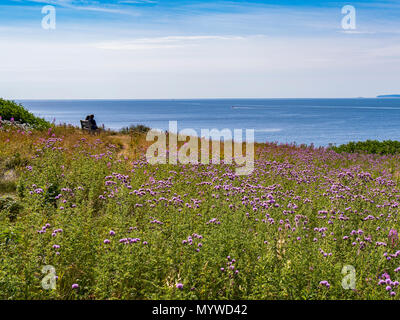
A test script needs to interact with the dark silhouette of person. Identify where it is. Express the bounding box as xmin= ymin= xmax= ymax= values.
xmin=89 ymin=114 xmax=98 ymax=130
xmin=85 ymin=115 xmax=90 ymax=121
